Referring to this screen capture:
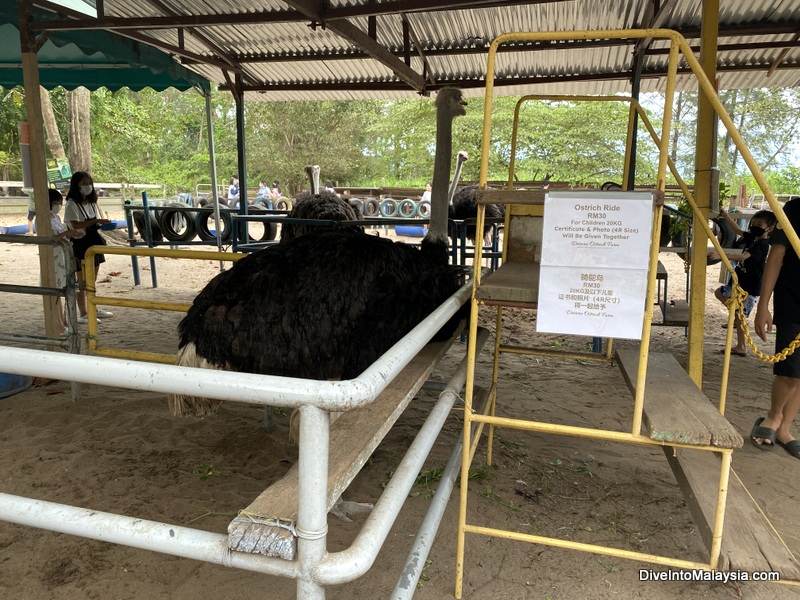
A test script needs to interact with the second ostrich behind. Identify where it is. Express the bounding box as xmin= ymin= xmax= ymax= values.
xmin=280 ymin=165 xmax=362 ymax=242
